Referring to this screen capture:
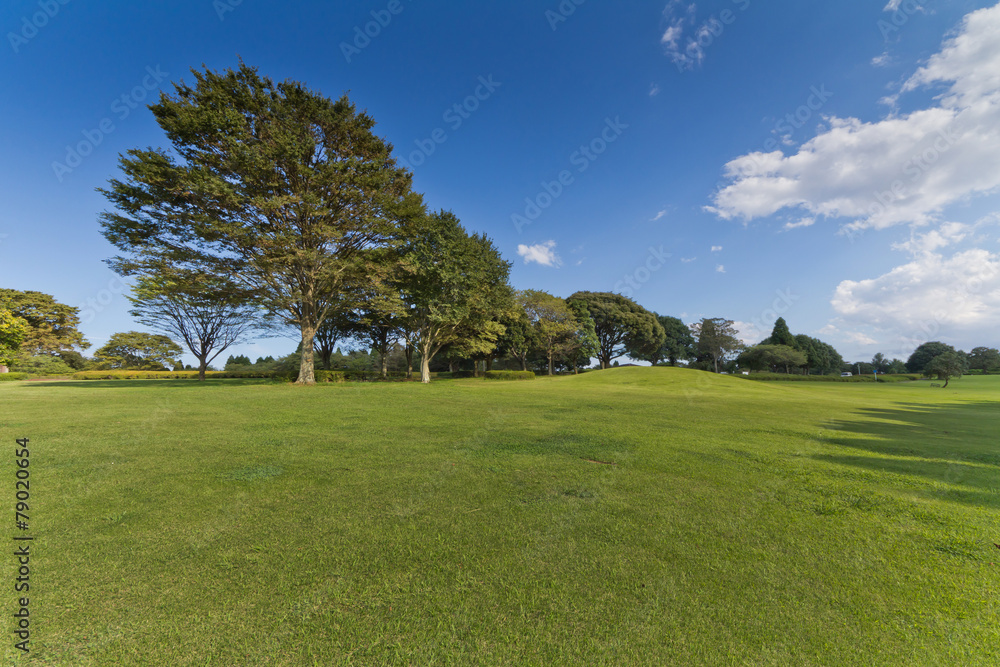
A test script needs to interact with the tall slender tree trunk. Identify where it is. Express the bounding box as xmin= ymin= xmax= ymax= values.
xmin=297 ymin=324 xmax=317 ymax=384
xmin=548 ymin=351 xmax=554 ymax=376
xmin=520 ymin=356 xmax=527 ymax=372
xmin=405 ymin=345 xmax=414 ymax=379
